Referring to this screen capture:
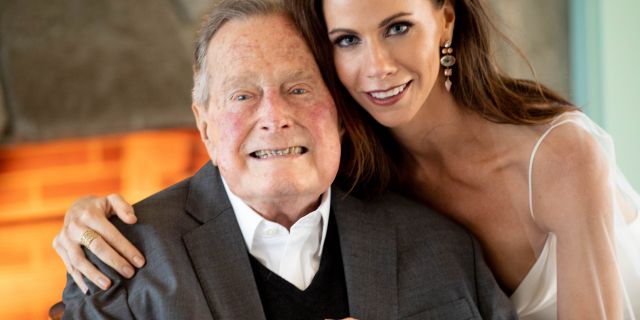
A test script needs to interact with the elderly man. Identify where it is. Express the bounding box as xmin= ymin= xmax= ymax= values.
xmin=61 ymin=0 xmax=515 ymax=319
